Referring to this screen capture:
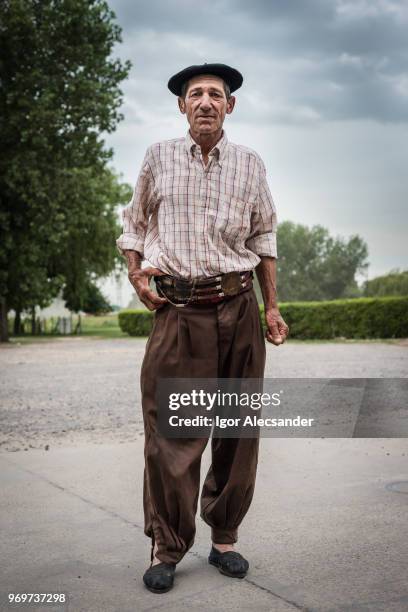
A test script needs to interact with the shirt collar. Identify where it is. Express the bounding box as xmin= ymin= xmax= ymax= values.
xmin=185 ymin=129 xmax=228 ymax=165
